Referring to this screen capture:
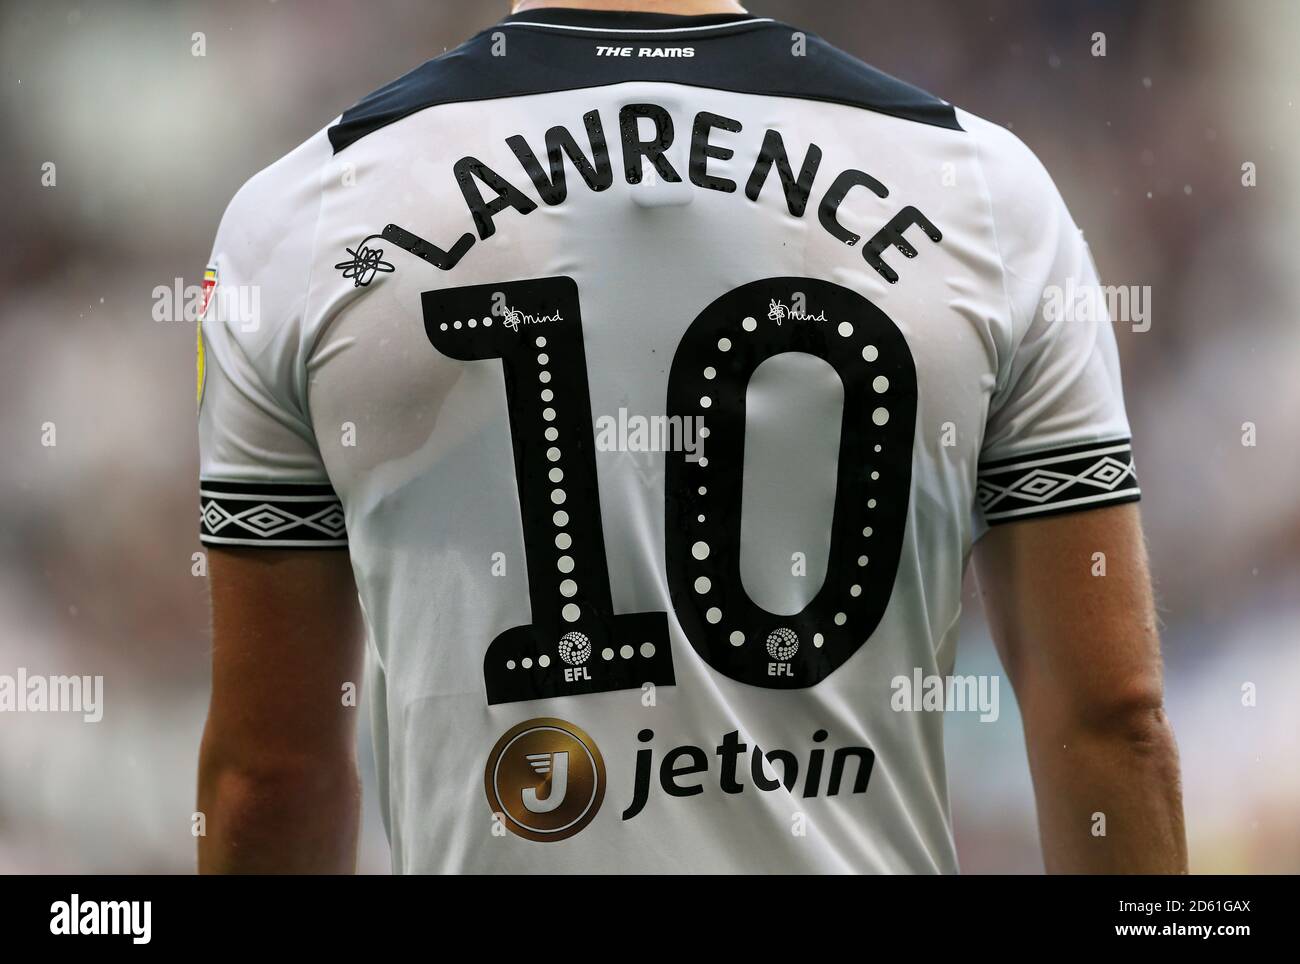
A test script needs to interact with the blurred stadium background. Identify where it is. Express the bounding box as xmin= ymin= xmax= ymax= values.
xmin=0 ymin=0 xmax=1296 ymax=873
